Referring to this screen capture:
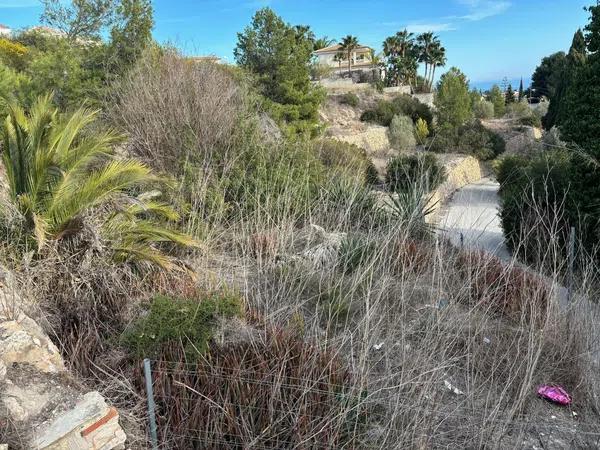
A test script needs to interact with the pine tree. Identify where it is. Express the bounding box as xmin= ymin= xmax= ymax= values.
xmin=505 ymin=84 xmax=515 ymax=104
xmin=518 ymin=78 xmax=524 ymax=101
